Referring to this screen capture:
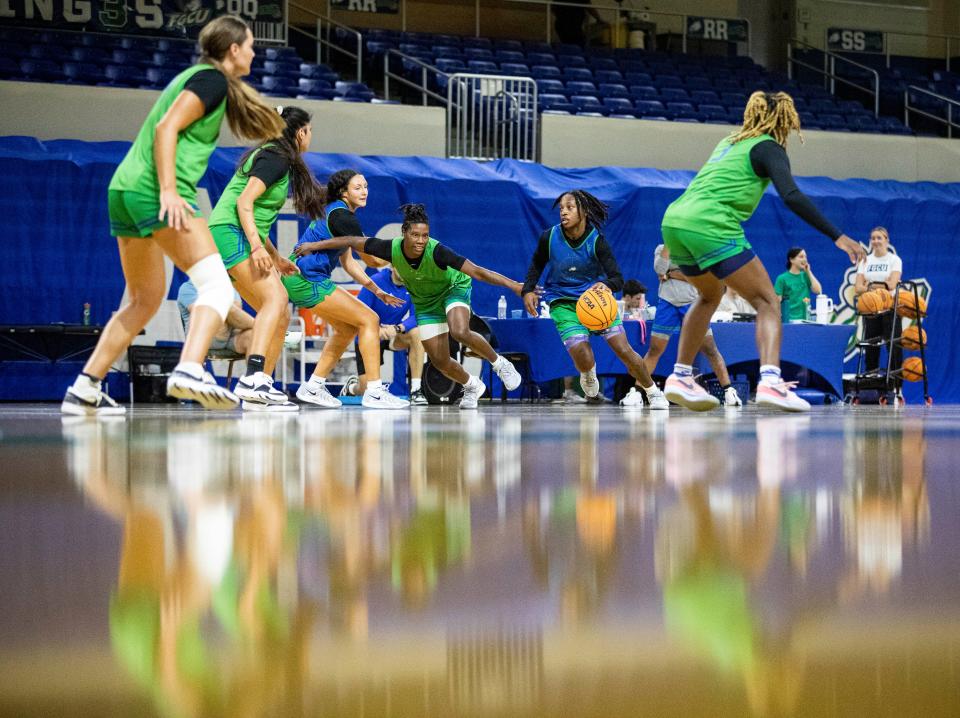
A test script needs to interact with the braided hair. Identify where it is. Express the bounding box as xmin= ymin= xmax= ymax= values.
xmin=553 ymin=189 xmax=609 ymax=229
xmin=730 ymin=91 xmax=802 ymax=147
xmin=237 ymin=106 xmax=325 ymax=219
xmin=399 ymin=203 xmax=430 ymax=231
